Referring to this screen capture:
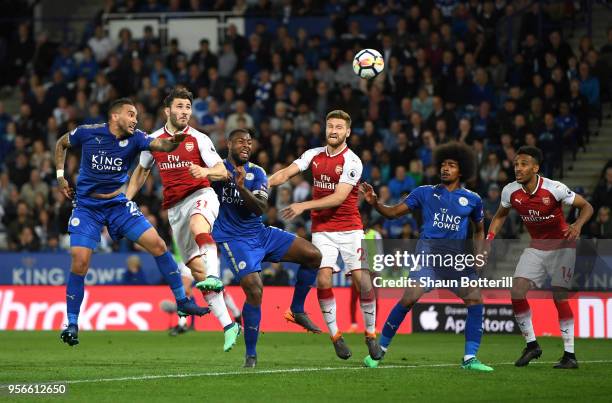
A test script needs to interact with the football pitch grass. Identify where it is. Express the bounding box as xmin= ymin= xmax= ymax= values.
xmin=1 ymin=331 xmax=611 ymax=402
